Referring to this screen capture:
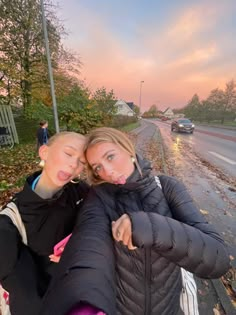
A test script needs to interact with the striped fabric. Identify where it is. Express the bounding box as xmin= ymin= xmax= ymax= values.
xmin=0 ymin=202 xmax=28 ymax=315
xmin=180 ymin=269 xmax=199 ymax=315
xmin=154 ymin=176 xmax=199 ymax=315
